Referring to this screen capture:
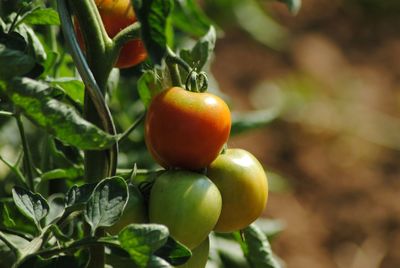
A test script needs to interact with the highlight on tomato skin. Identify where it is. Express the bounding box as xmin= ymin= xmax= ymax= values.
xmin=145 ymin=87 xmax=231 ymax=170
xmin=207 ymin=148 xmax=269 ymax=233
xmin=74 ymin=0 xmax=147 ymax=68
